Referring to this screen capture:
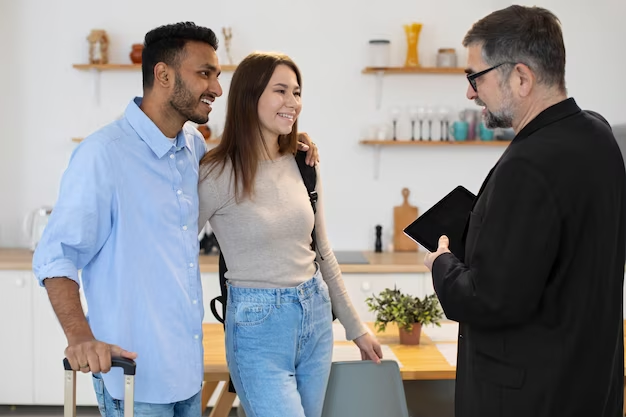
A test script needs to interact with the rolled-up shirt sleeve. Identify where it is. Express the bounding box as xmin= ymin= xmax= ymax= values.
xmin=32 ymin=137 xmax=115 ymax=287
